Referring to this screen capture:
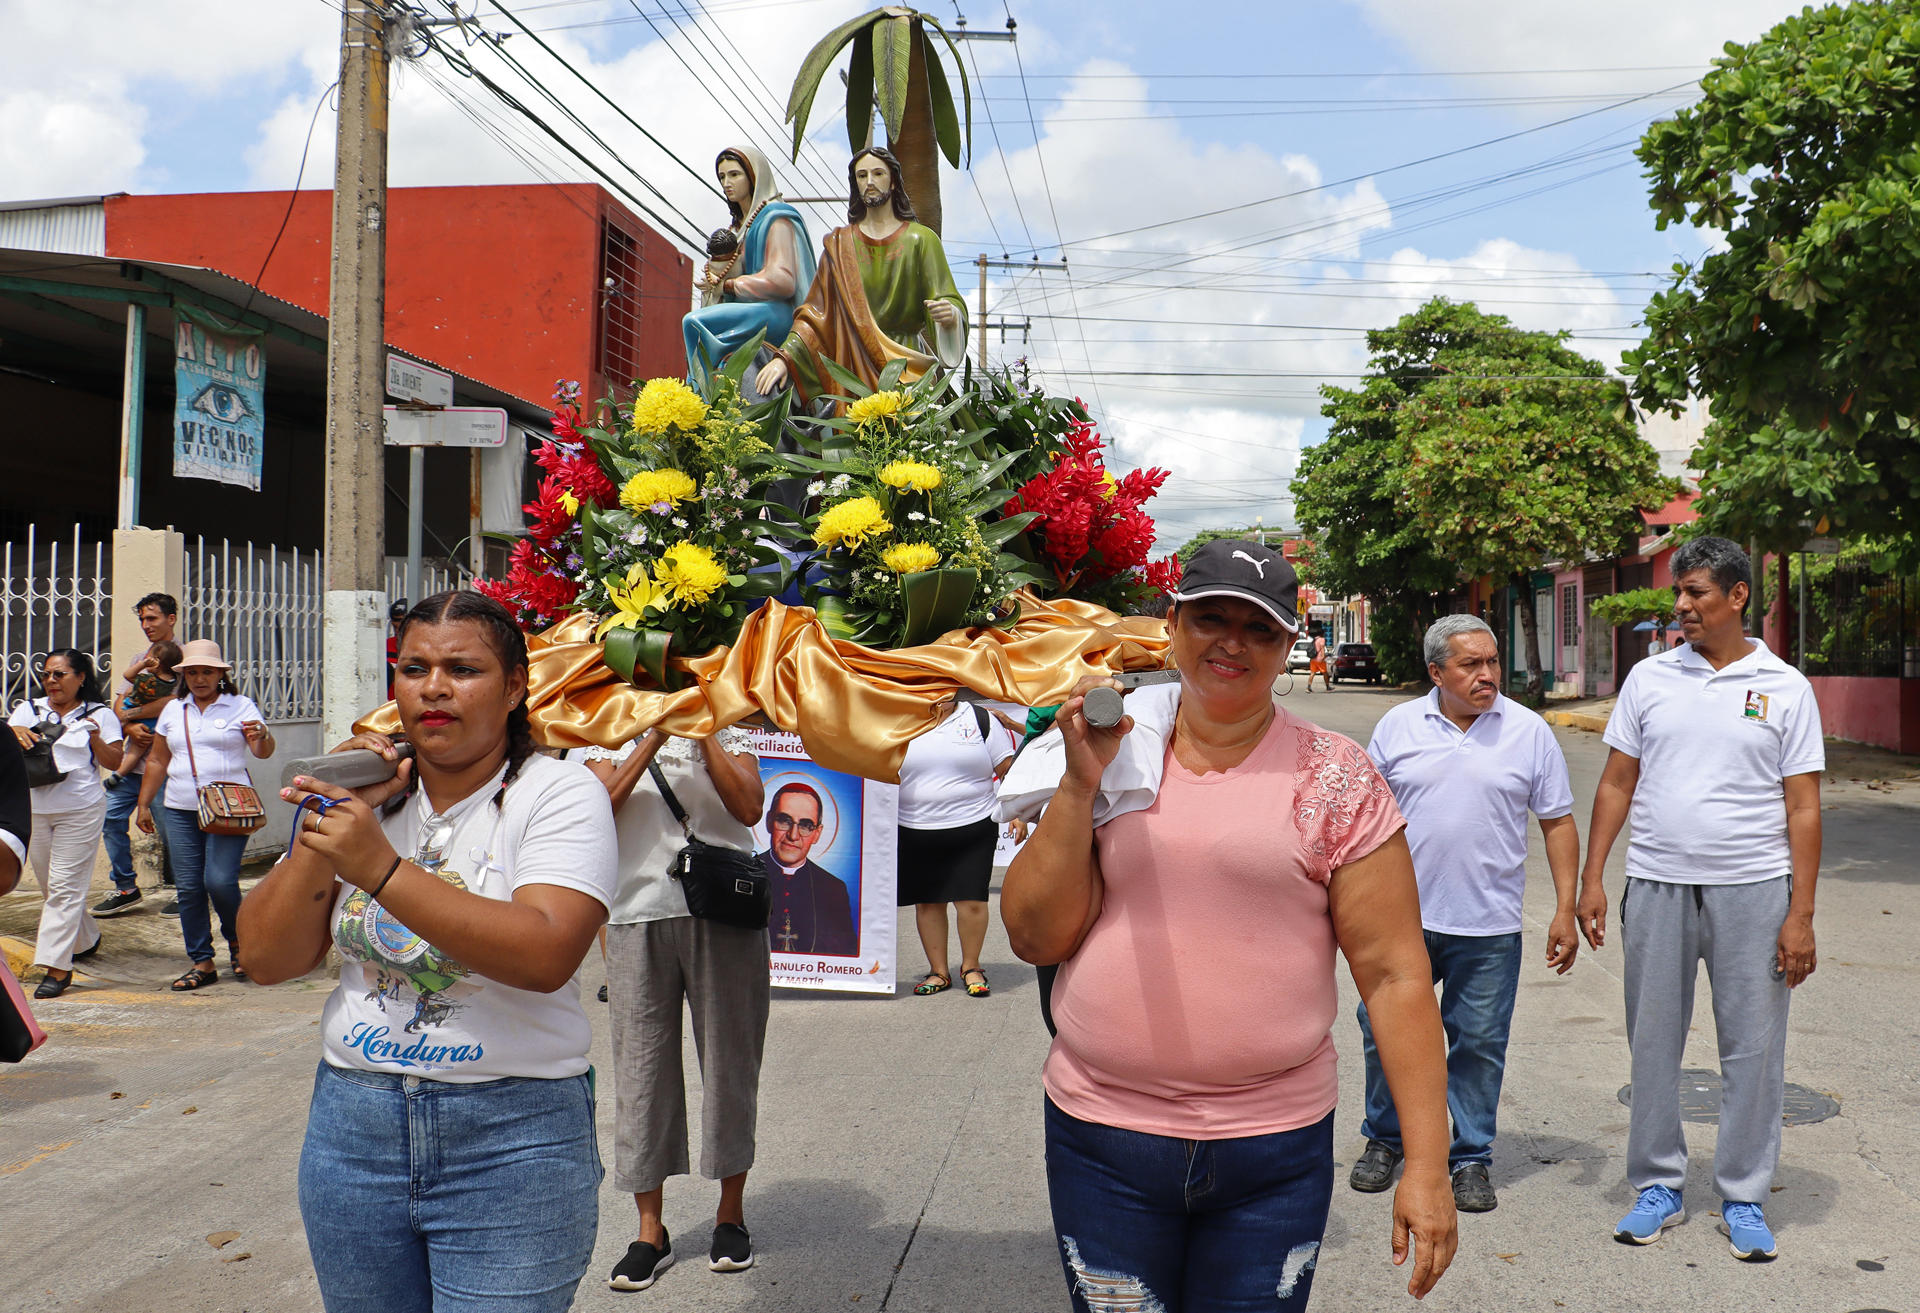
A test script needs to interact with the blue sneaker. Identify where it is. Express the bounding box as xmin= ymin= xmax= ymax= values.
xmin=1614 ymin=1185 xmax=1686 ymax=1244
xmin=1720 ymin=1201 xmax=1777 ymax=1261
